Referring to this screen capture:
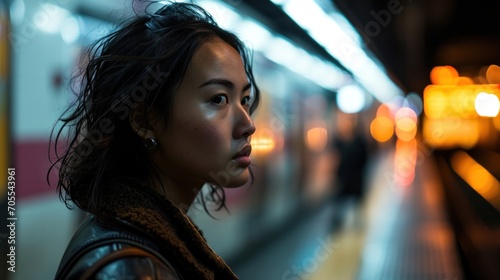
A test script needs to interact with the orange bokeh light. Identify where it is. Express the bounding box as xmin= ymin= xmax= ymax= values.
xmin=451 ymin=151 xmax=500 ymax=205
xmin=394 ymin=139 xmax=417 ymax=187
xmin=251 ymin=128 xmax=276 ymax=155
xmin=306 ymin=127 xmax=328 ymax=152
xmin=430 ymin=65 xmax=459 ymax=85
xmin=395 ymin=107 xmax=417 ymax=141
xmin=395 ymin=107 xmax=417 ymax=122
xmin=376 ymin=104 xmax=392 ymax=118
xmin=395 ymin=119 xmax=417 ymax=141
xmin=370 ymin=116 xmax=394 ymax=143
